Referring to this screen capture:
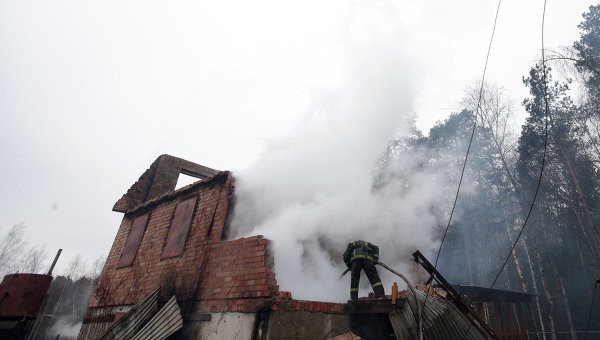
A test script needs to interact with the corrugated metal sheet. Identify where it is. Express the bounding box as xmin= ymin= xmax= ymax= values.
xmin=77 ymin=306 xmax=134 ymax=340
xmin=0 ymin=273 xmax=52 ymax=318
xmin=389 ymin=290 xmax=490 ymax=340
xmin=130 ymin=295 xmax=182 ymax=340
xmin=96 ymin=288 xmax=159 ymax=340
xmin=161 ymin=196 xmax=197 ymax=259
xmin=78 ymin=319 xmax=112 ymax=340
xmin=117 ymin=214 xmax=150 ymax=268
